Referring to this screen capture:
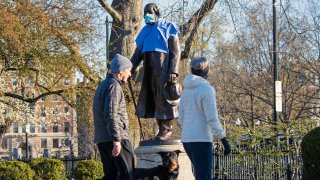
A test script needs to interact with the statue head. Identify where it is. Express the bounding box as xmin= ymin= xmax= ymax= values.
xmin=144 ymin=3 xmax=160 ymax=25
